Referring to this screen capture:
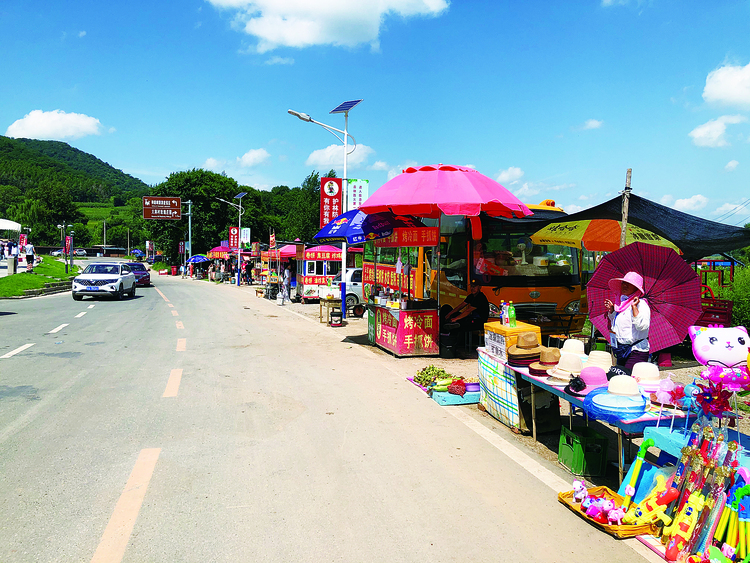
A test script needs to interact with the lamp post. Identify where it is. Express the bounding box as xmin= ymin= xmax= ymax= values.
xmin=216 ymin=194 xmax=247 ymax=287
xmin=69 ymin=230 xmax=74 ymax=273
xmin=57 ymin=222 xmax=68 ymax=273
xmin=288 ymin=100 xmax=361 ymax=317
